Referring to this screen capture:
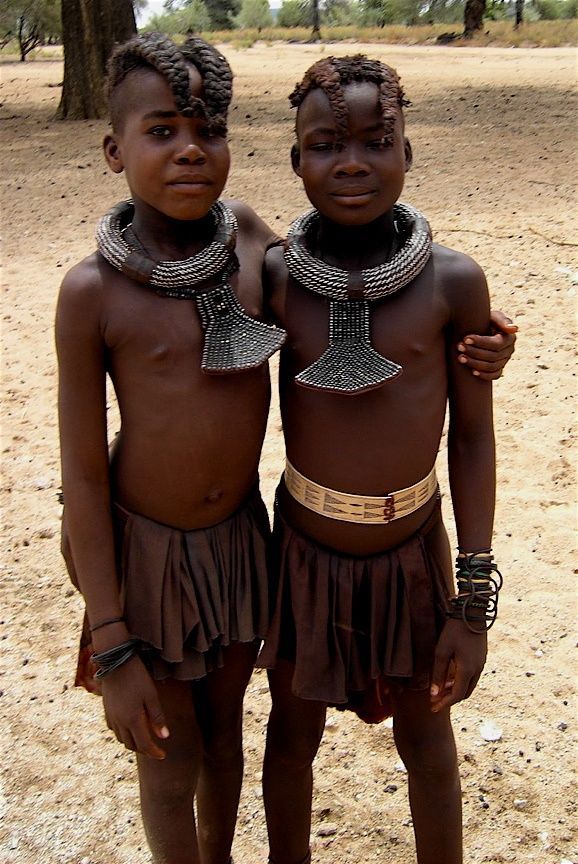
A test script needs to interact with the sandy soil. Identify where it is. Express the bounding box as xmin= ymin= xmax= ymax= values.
xmin=1 ymin=43 xmax=576 ymax=864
